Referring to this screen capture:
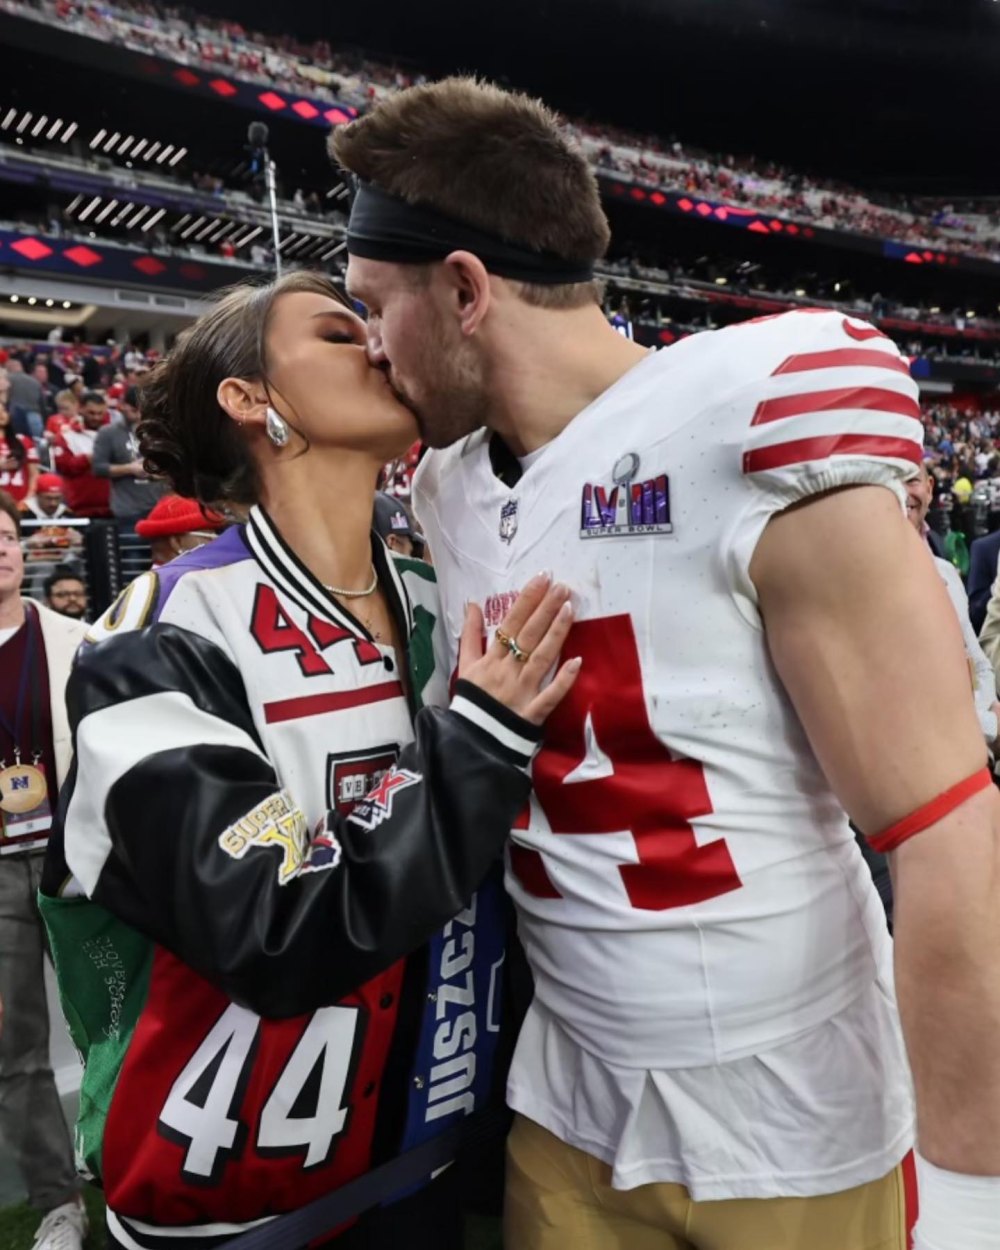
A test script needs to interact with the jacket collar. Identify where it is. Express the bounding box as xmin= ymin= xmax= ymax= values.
xmin=243 ymin=504 xmax=413 ymax=642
